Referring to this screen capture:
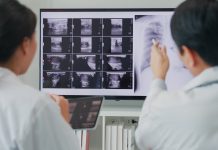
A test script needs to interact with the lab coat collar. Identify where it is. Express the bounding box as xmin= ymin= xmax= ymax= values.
xmin=183 ymin=66 xmax=218 ymax=91
xmin=0 ymin=67 xmax=20 ymax=83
